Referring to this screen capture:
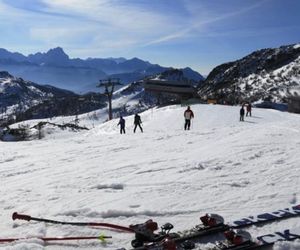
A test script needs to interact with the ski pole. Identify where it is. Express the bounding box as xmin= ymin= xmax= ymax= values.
xmin=12 ymin=212 xmax=134 ymax=233
xmin=0 ymin=234 xmax=112 ymax=243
